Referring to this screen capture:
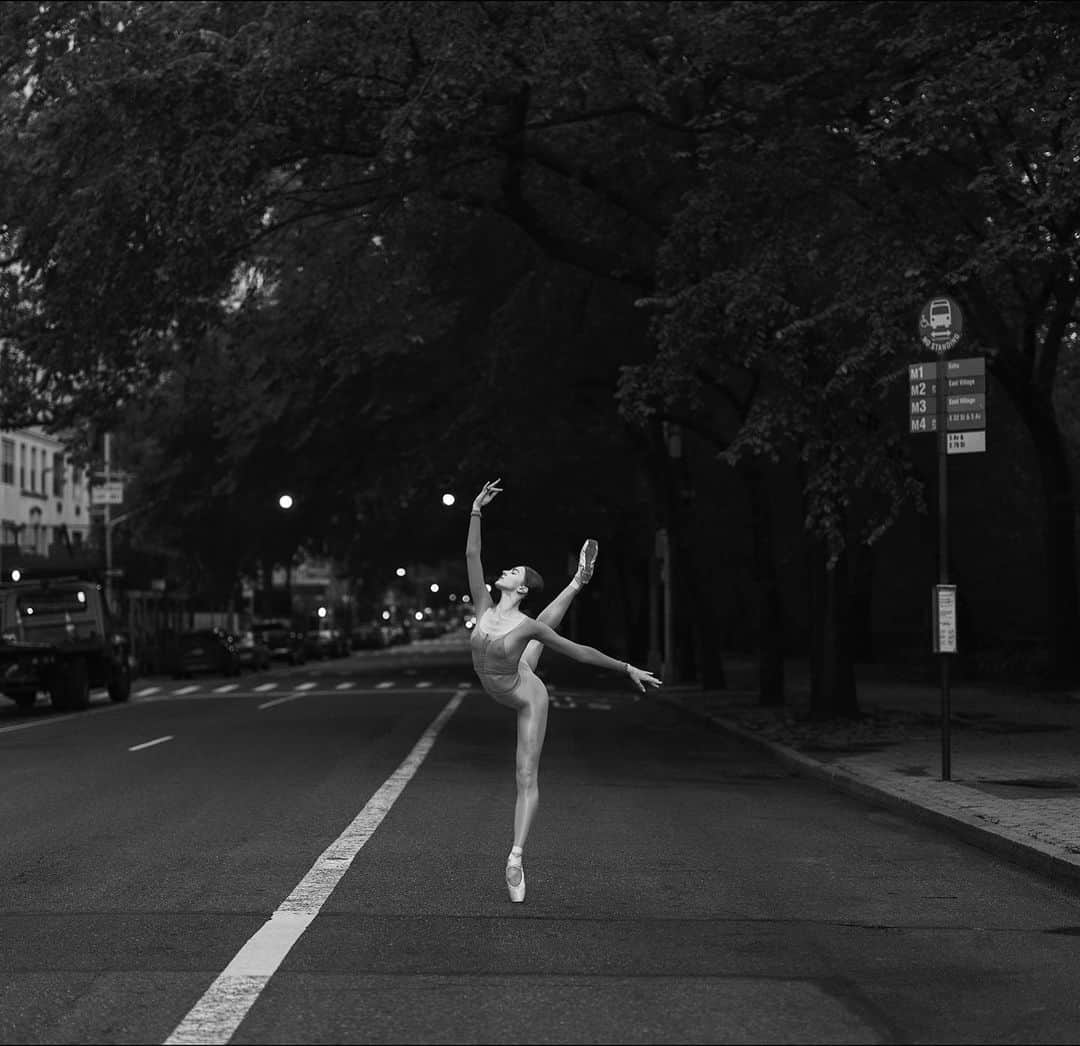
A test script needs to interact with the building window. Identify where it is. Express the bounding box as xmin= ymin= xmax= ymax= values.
xmin=30 ymin=447 xmax=37 ymax=493
xmin=53 ymin=452 xmax=64 ymax=497
xmin=19 ymin=444 xmax=25 ymax=490
xmin=72 ymin=530 xmax=83 ymax=548
xmin=72 ymin=463 xmax=81 ymax=490
xmin=1 ymin=439 xmax=12 ymax=486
